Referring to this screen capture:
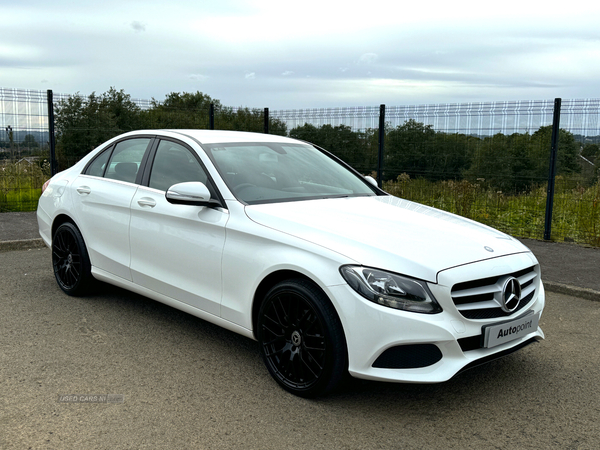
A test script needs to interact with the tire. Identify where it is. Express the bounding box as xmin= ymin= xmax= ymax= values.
xmin=257 ymin=279 xmax=347 ymax=397
xmin=52 ymin=222 xmax=93 ymax=296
